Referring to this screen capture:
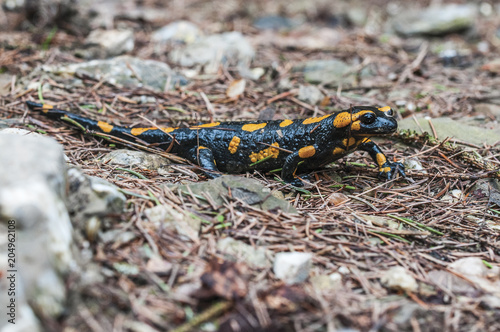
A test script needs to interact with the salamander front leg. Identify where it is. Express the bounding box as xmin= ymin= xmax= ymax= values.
xmin=358 ymin=139 xmax=405 ymax=179
xmin=195 ymin=146 xmax=221 ymax=179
